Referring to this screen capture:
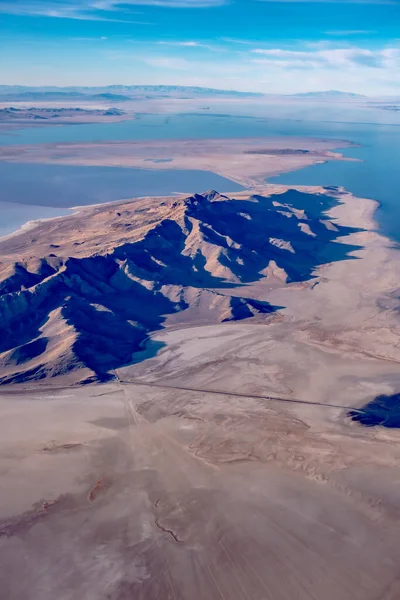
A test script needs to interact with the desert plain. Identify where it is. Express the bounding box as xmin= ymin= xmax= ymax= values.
xmin=0 ymin=135 xmax=399 ymax=599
